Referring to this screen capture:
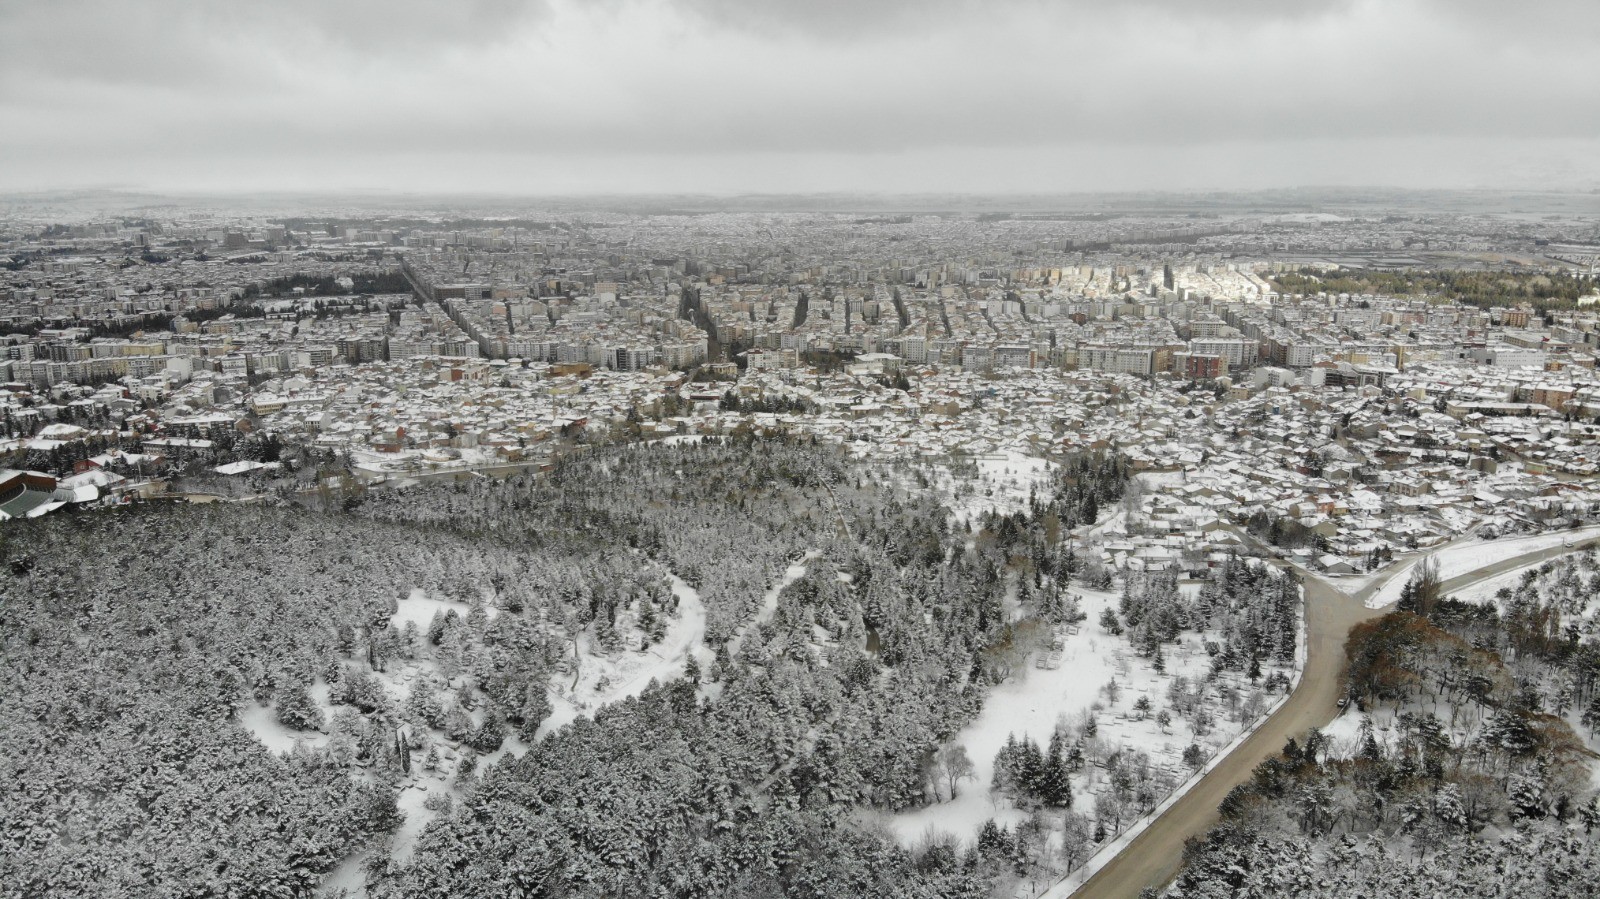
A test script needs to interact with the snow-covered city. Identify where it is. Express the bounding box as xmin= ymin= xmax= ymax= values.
xmin=7 ymin=1 xmax=1600 ymax=897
